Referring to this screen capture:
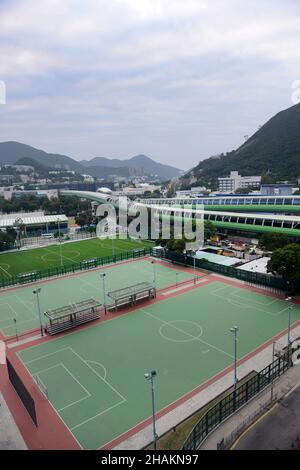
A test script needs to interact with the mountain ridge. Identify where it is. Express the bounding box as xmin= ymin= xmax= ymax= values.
xmin=0 ymin=142 xmax=181 ymax=180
